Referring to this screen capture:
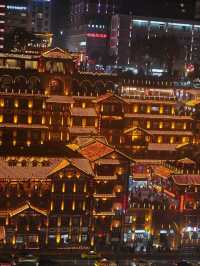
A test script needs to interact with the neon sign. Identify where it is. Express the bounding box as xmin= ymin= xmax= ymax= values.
xmin=87 ymin=33 xmax=107 ymax=39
